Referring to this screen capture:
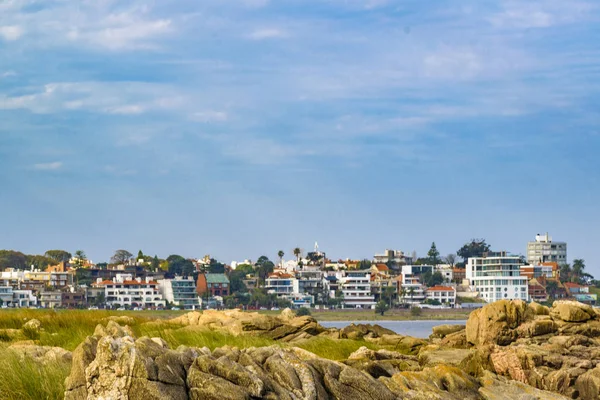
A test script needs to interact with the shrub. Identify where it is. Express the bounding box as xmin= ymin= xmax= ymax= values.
xmin=296 ymin=307 xmax=311 ymax=317
xmin=410 ymin=306 xmax=422 ymax=317
xmin=375 ymin=301 xmax=389 ymax=316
